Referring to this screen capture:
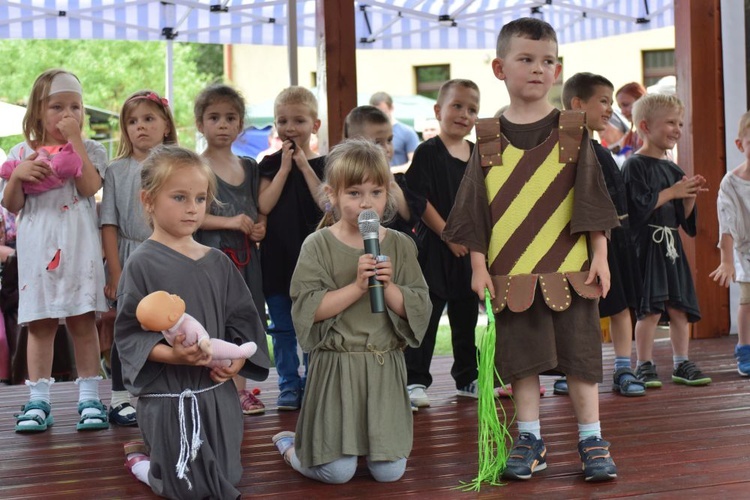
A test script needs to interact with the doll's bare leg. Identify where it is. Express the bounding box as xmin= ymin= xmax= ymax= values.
xmin=209 ymin=339 xmax=257 ymax=360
